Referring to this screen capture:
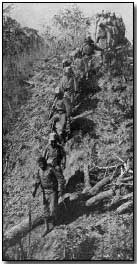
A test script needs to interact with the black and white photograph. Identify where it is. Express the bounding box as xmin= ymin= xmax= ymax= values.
xmin=2 ymin=2 xmax=134 ymax=260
